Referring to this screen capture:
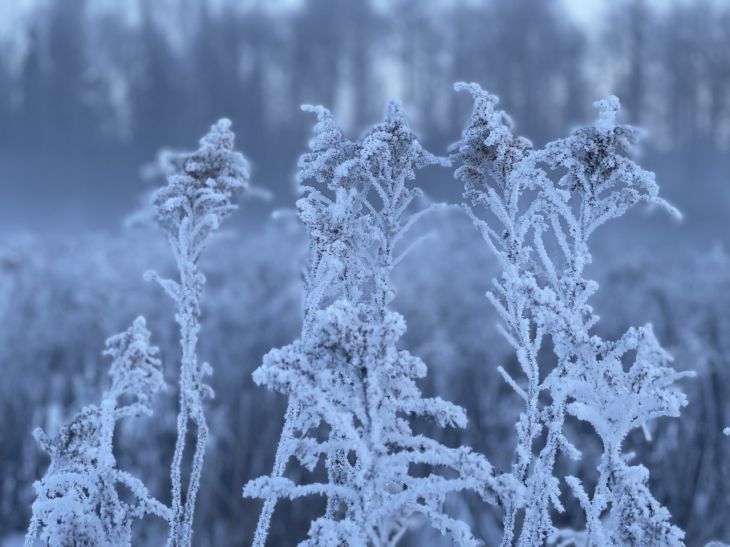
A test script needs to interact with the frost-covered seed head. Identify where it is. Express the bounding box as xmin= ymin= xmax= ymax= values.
xmin=152 ymin=118 xmax=250 ymax=244
xmin=104 ymin=316 xmax=164 ymax=413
